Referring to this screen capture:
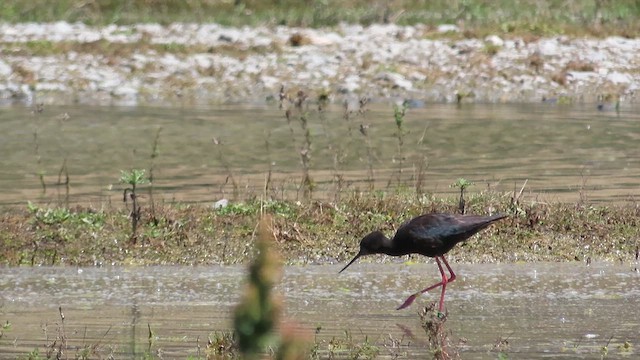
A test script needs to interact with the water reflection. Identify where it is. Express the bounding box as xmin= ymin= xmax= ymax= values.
xmin=1 ymin=103 xmax=639 ymax=205
xmin=1 ymin=262 xmax=638 ymax=358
